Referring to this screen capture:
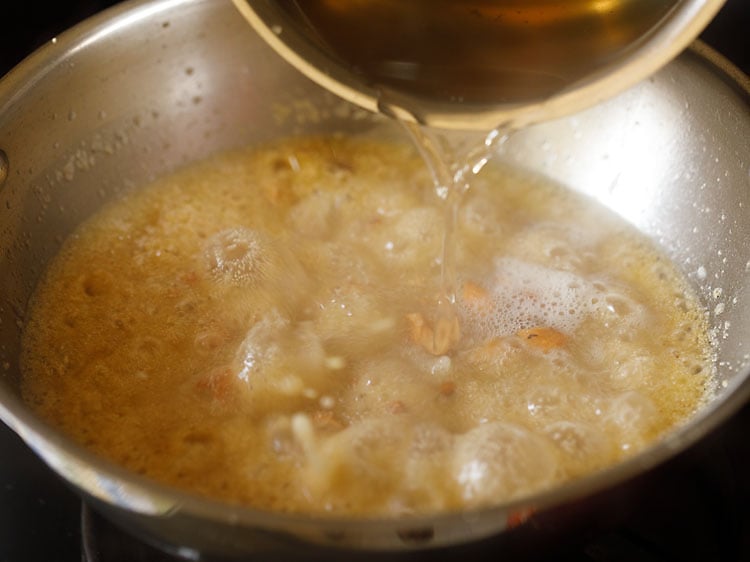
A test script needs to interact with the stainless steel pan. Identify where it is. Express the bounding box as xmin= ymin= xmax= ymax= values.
xmin=0 ymin=0 xmax=748 ymax=557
